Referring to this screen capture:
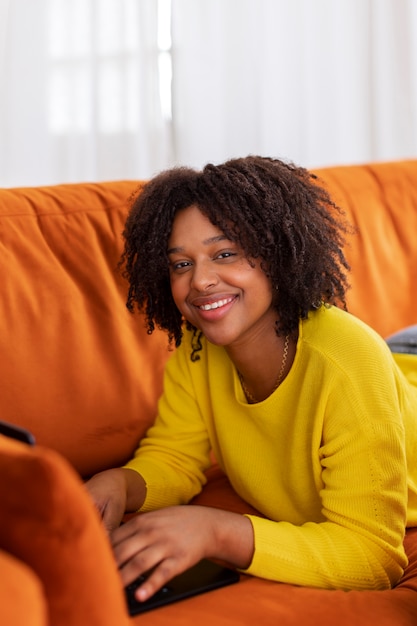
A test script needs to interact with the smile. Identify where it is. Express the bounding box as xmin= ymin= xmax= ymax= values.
xmin=197 ymin=297 xmax=235 ymax=311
